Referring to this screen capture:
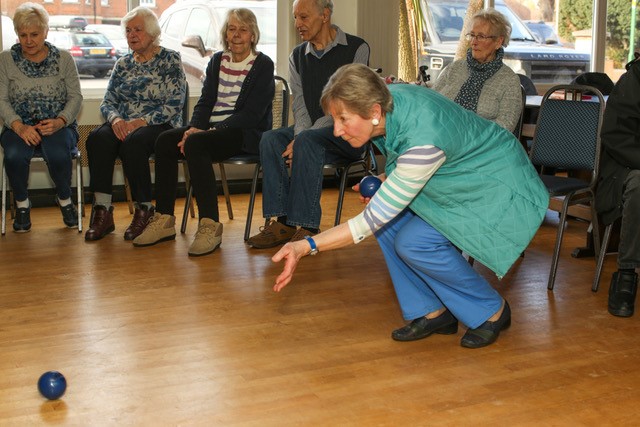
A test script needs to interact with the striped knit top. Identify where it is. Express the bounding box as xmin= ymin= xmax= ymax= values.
xmin=210 ymin=52 xmax=257 ymax=125
xmin=348 ymin=145 xmax=446 ymax=243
